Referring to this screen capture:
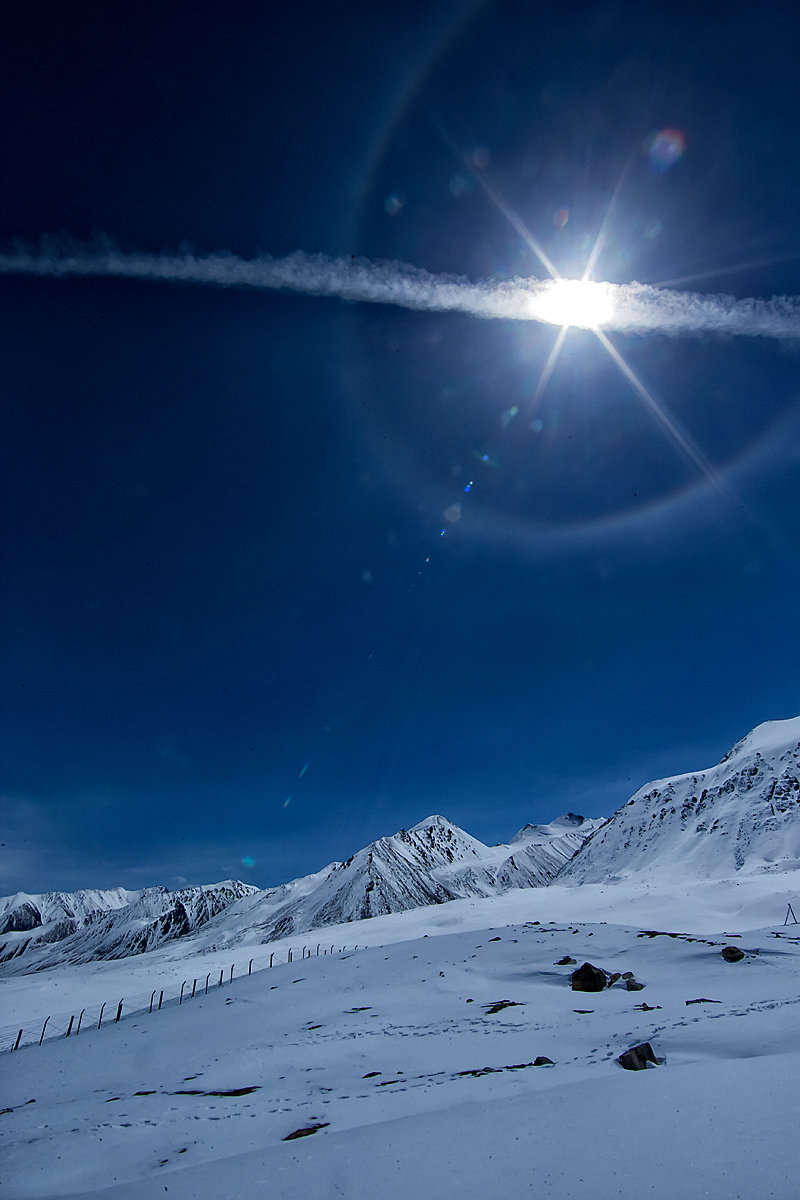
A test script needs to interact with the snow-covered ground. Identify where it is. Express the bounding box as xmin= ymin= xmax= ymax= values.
xmin=3 ymin=873 xmax=800 ymax=1199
